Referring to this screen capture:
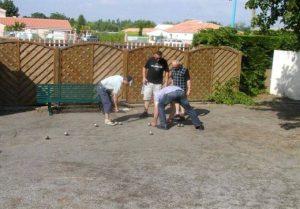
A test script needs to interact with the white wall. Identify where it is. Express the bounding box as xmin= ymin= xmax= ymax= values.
xmin=0 ymin=9 xmax=6 ymax=17
xmin=167 ymin=32 xmax=194 ymax=43
xmin=270 ymin=50 xmax=300 ymax=100
xmin=0 ymin=23 xmax=5 ymax=37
